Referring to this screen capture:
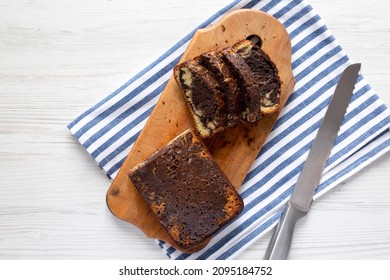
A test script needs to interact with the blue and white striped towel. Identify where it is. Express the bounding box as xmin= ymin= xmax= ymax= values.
xmin=68 ymin=0 xmax=390 ymax=259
